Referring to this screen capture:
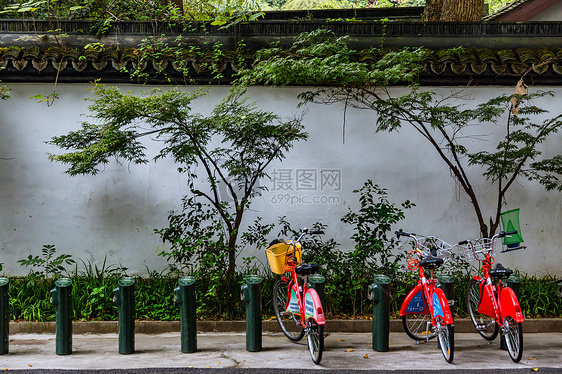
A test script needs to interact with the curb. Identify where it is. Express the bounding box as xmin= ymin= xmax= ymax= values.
xmin=9 ymin=318 xmax=562 ymax=334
